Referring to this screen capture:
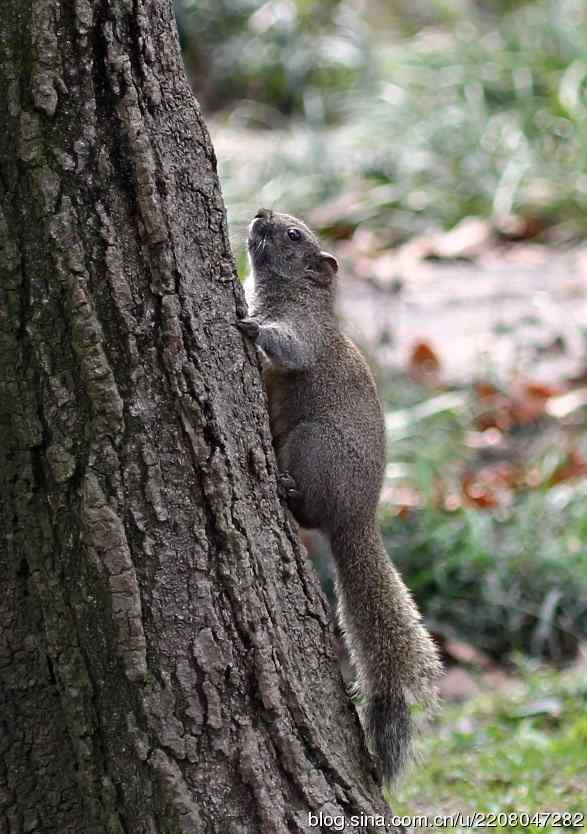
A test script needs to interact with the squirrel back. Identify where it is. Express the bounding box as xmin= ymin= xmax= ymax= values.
xmin=238 ymin=208 xmax=443 ymax=783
